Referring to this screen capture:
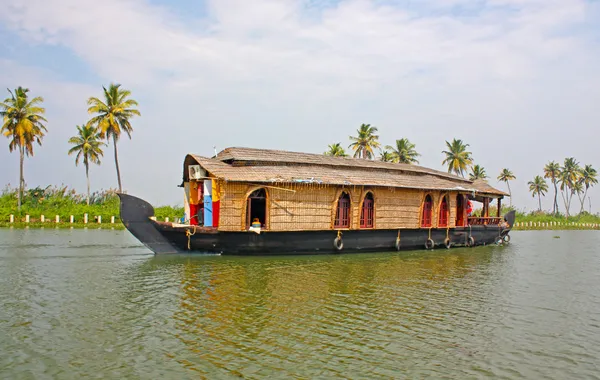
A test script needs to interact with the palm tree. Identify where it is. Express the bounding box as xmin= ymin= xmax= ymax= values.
xmin=578 ymin=164 xmax=597 ymax=214
xmin=559 ymin=157 xmax=580 ymax=218
xmin=469 ymin=165 xmax=487 ymax=181
xmin=0 ymin=87 xmax=47 ymax=212
xmin=348 ymin=124 xmax=380 ymax=159
xmin=324 ymin=143 xmax=348 ymax=157
xmin=87 ymin=83 xmax=140 ymax=192
xmin=441 ymin=139 xmax=473 ymax=177
xmin=528 ymin=175 xmax=548 ymax=212
xmin=380 ymin=151 xmax=394 ymax=162
xmin=385 ymin=138 xmax=420 ymax=164
xmin=497 ymin=168 xmax=516 ymax=207
xmin=544 ymin=161 xmax=560 ymax=215
xmin=68 ymin=125 xmax=106 ymax=205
